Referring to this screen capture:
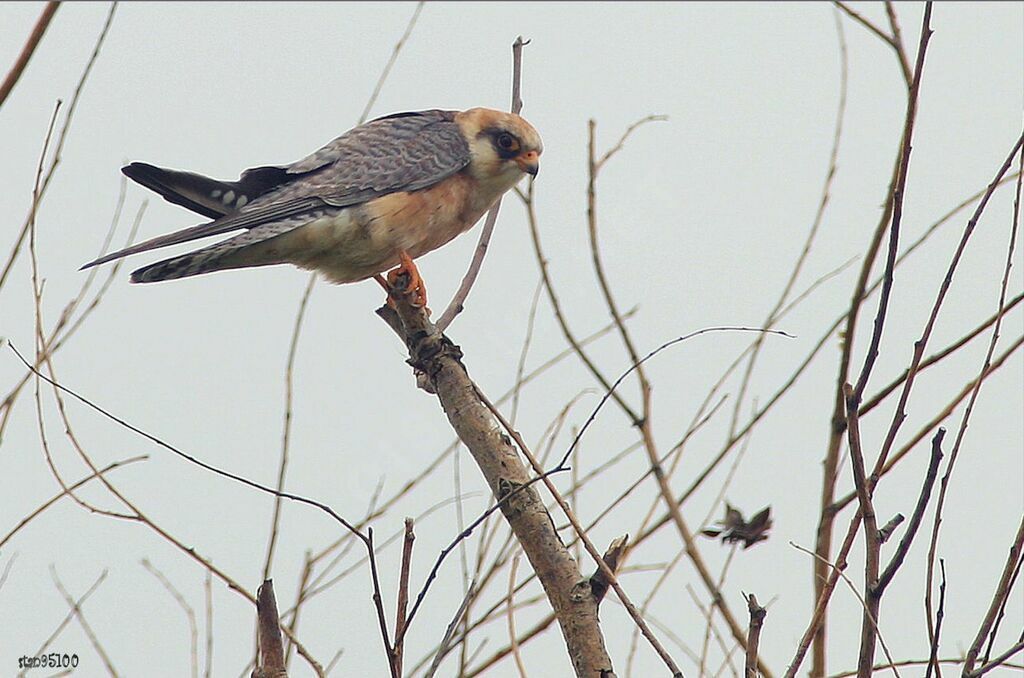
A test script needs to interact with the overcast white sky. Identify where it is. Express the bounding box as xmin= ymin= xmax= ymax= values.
xmin=1 ymin=2 xmax=1022 ymax=677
